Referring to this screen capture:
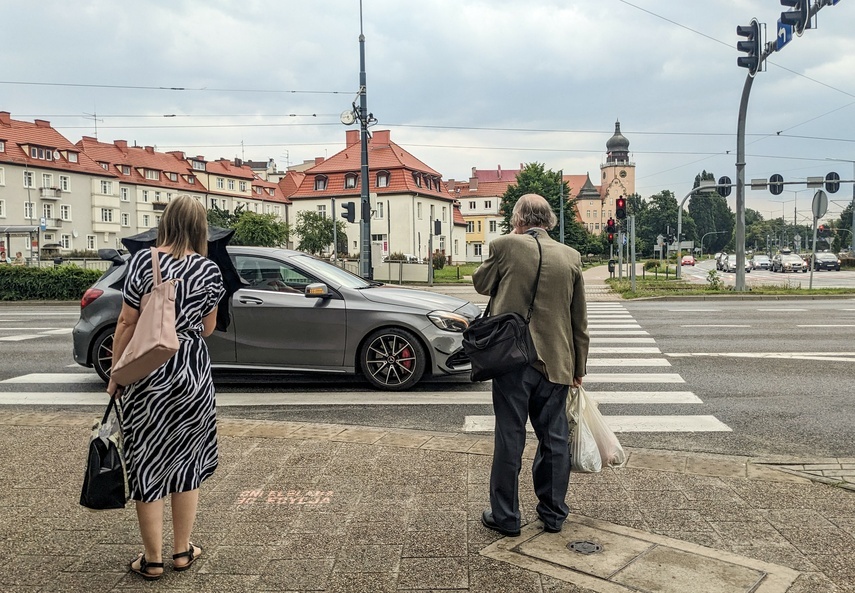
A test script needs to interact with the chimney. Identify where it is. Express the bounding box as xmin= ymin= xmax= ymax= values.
xmin=497 ymin=165 xmax=502 ymax=178
xmin=345 ymin=130 xmax=359 ymax=146
xmin=34 ymin=119 xmax=50 ymax=128
xmin=314 ymin=156 xmax=325 ymax=166
xmin=167 ymin=150 xmax=185 ymax=159
xmin=115 ymin=140 xmax=128 ymax=150
xmin=235 ymin=157 xmax=243 ymax=167
xmin=144 ymin=146 xmax=155 ymax=153
xmin=0 ymin=112 xmax=11 ymax=125
xmin=469 ymin=168 xmax=478 ymax=191
xmin=372 ymin=130 xmax=390 ymax=147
